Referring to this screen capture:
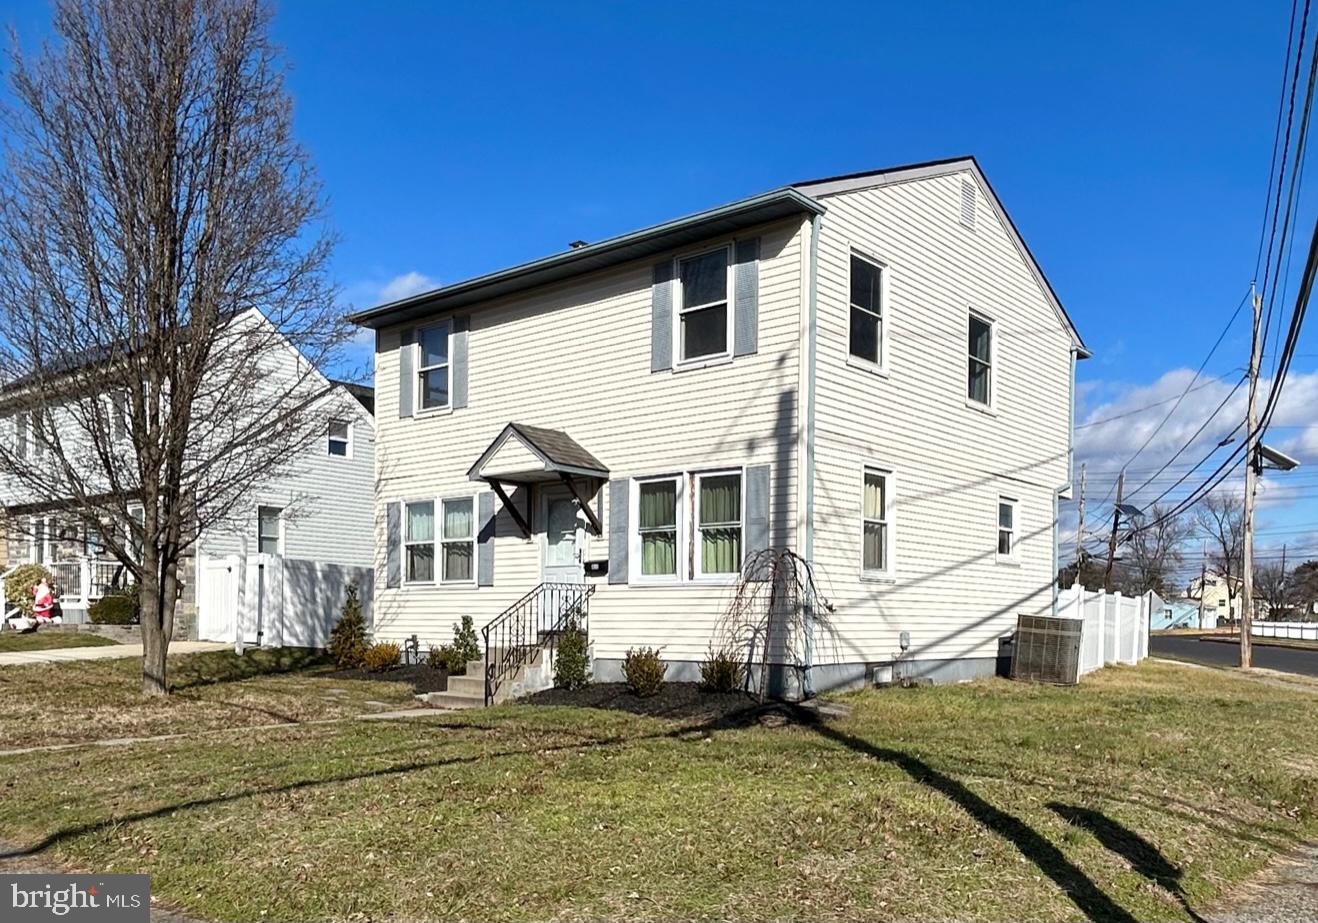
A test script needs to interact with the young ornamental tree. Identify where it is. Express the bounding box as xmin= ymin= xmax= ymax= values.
xmin=0 ymin=0 xmax=344 ymax=694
